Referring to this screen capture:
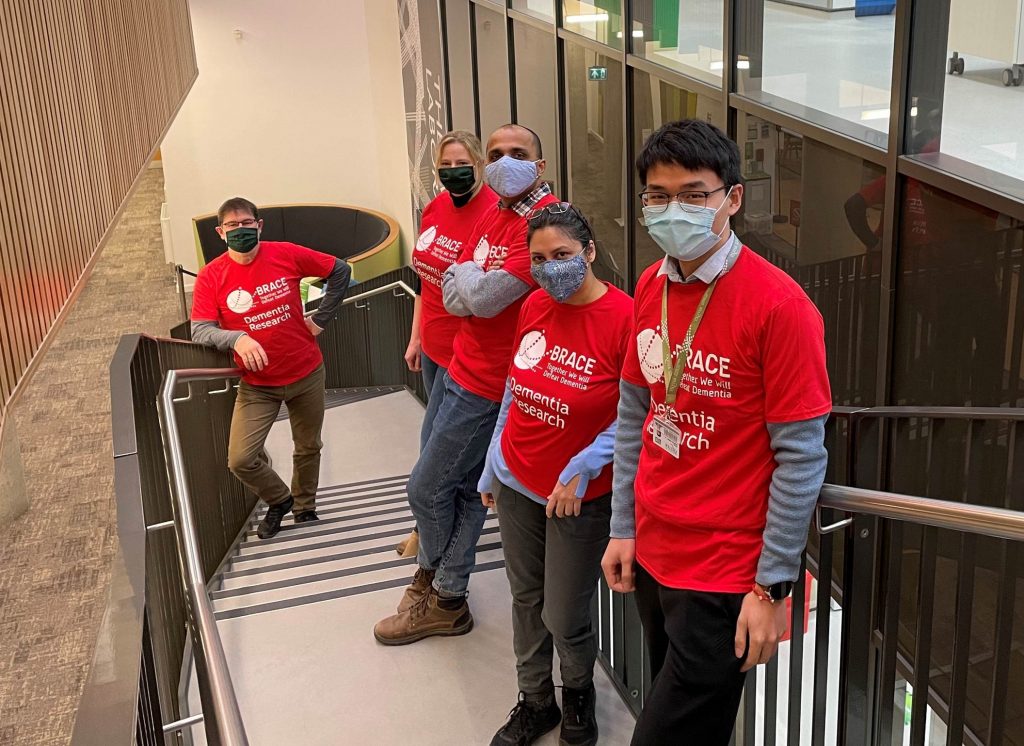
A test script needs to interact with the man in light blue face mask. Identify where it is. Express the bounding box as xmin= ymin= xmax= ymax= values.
xmin=602 ymin=120 xmax=831 ymax=746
